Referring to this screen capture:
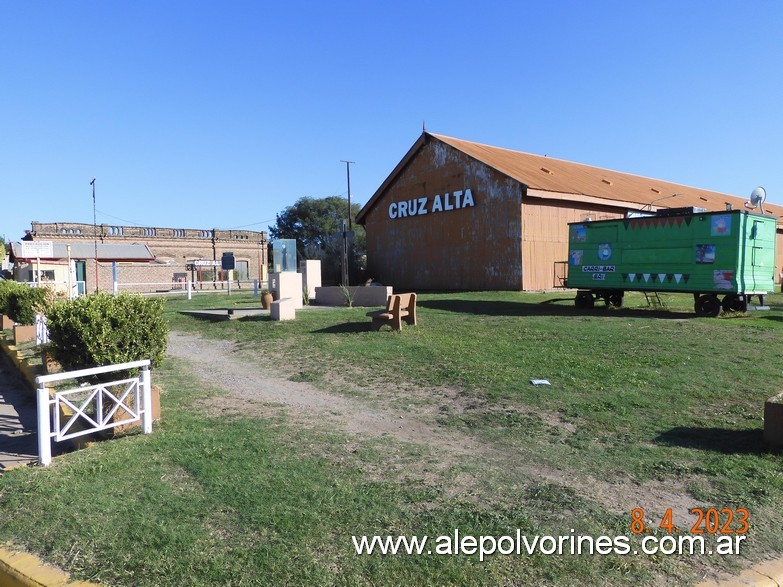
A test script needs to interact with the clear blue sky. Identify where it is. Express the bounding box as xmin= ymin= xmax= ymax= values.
xmin=2 ymin=1 xmax=782 ymax=242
